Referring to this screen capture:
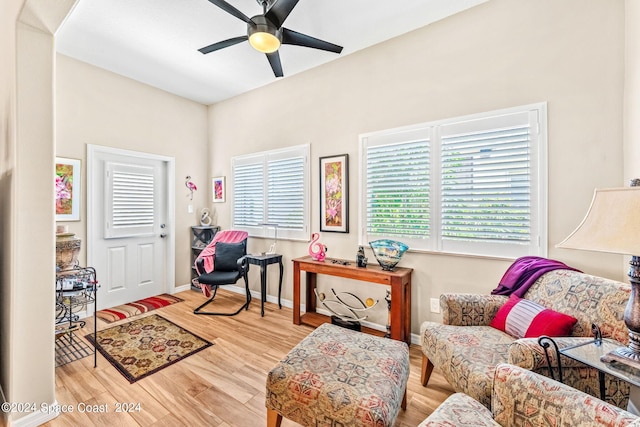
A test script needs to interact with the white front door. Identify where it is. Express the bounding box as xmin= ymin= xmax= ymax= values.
xmin=88 ymin=145 xmax=175 ymax=310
